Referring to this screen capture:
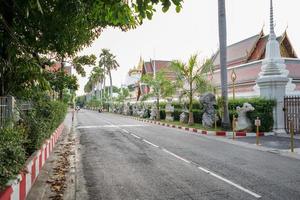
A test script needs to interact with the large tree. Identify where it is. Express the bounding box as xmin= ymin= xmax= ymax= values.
xmin=99 ymin=49 xmax=120 ymax=103
xmin=171 ymin=55 xmax=213 ymax=125
xmin=218 ymin=0 xmax=230 ymax=129
xmin=0 ymin=0 xmax=183 ymax=96
xmin=85 ymin=65 xmax=105 ymax=101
